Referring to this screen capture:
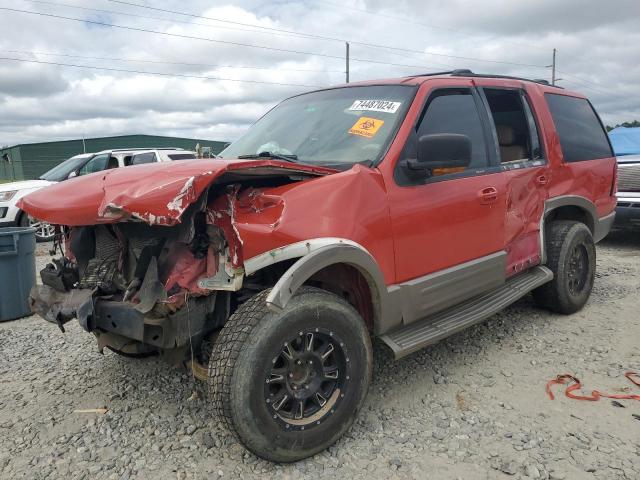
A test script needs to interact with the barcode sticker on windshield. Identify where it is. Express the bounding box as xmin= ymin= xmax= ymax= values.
xmin=348 ymin=100 xmax=401 ymax=114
